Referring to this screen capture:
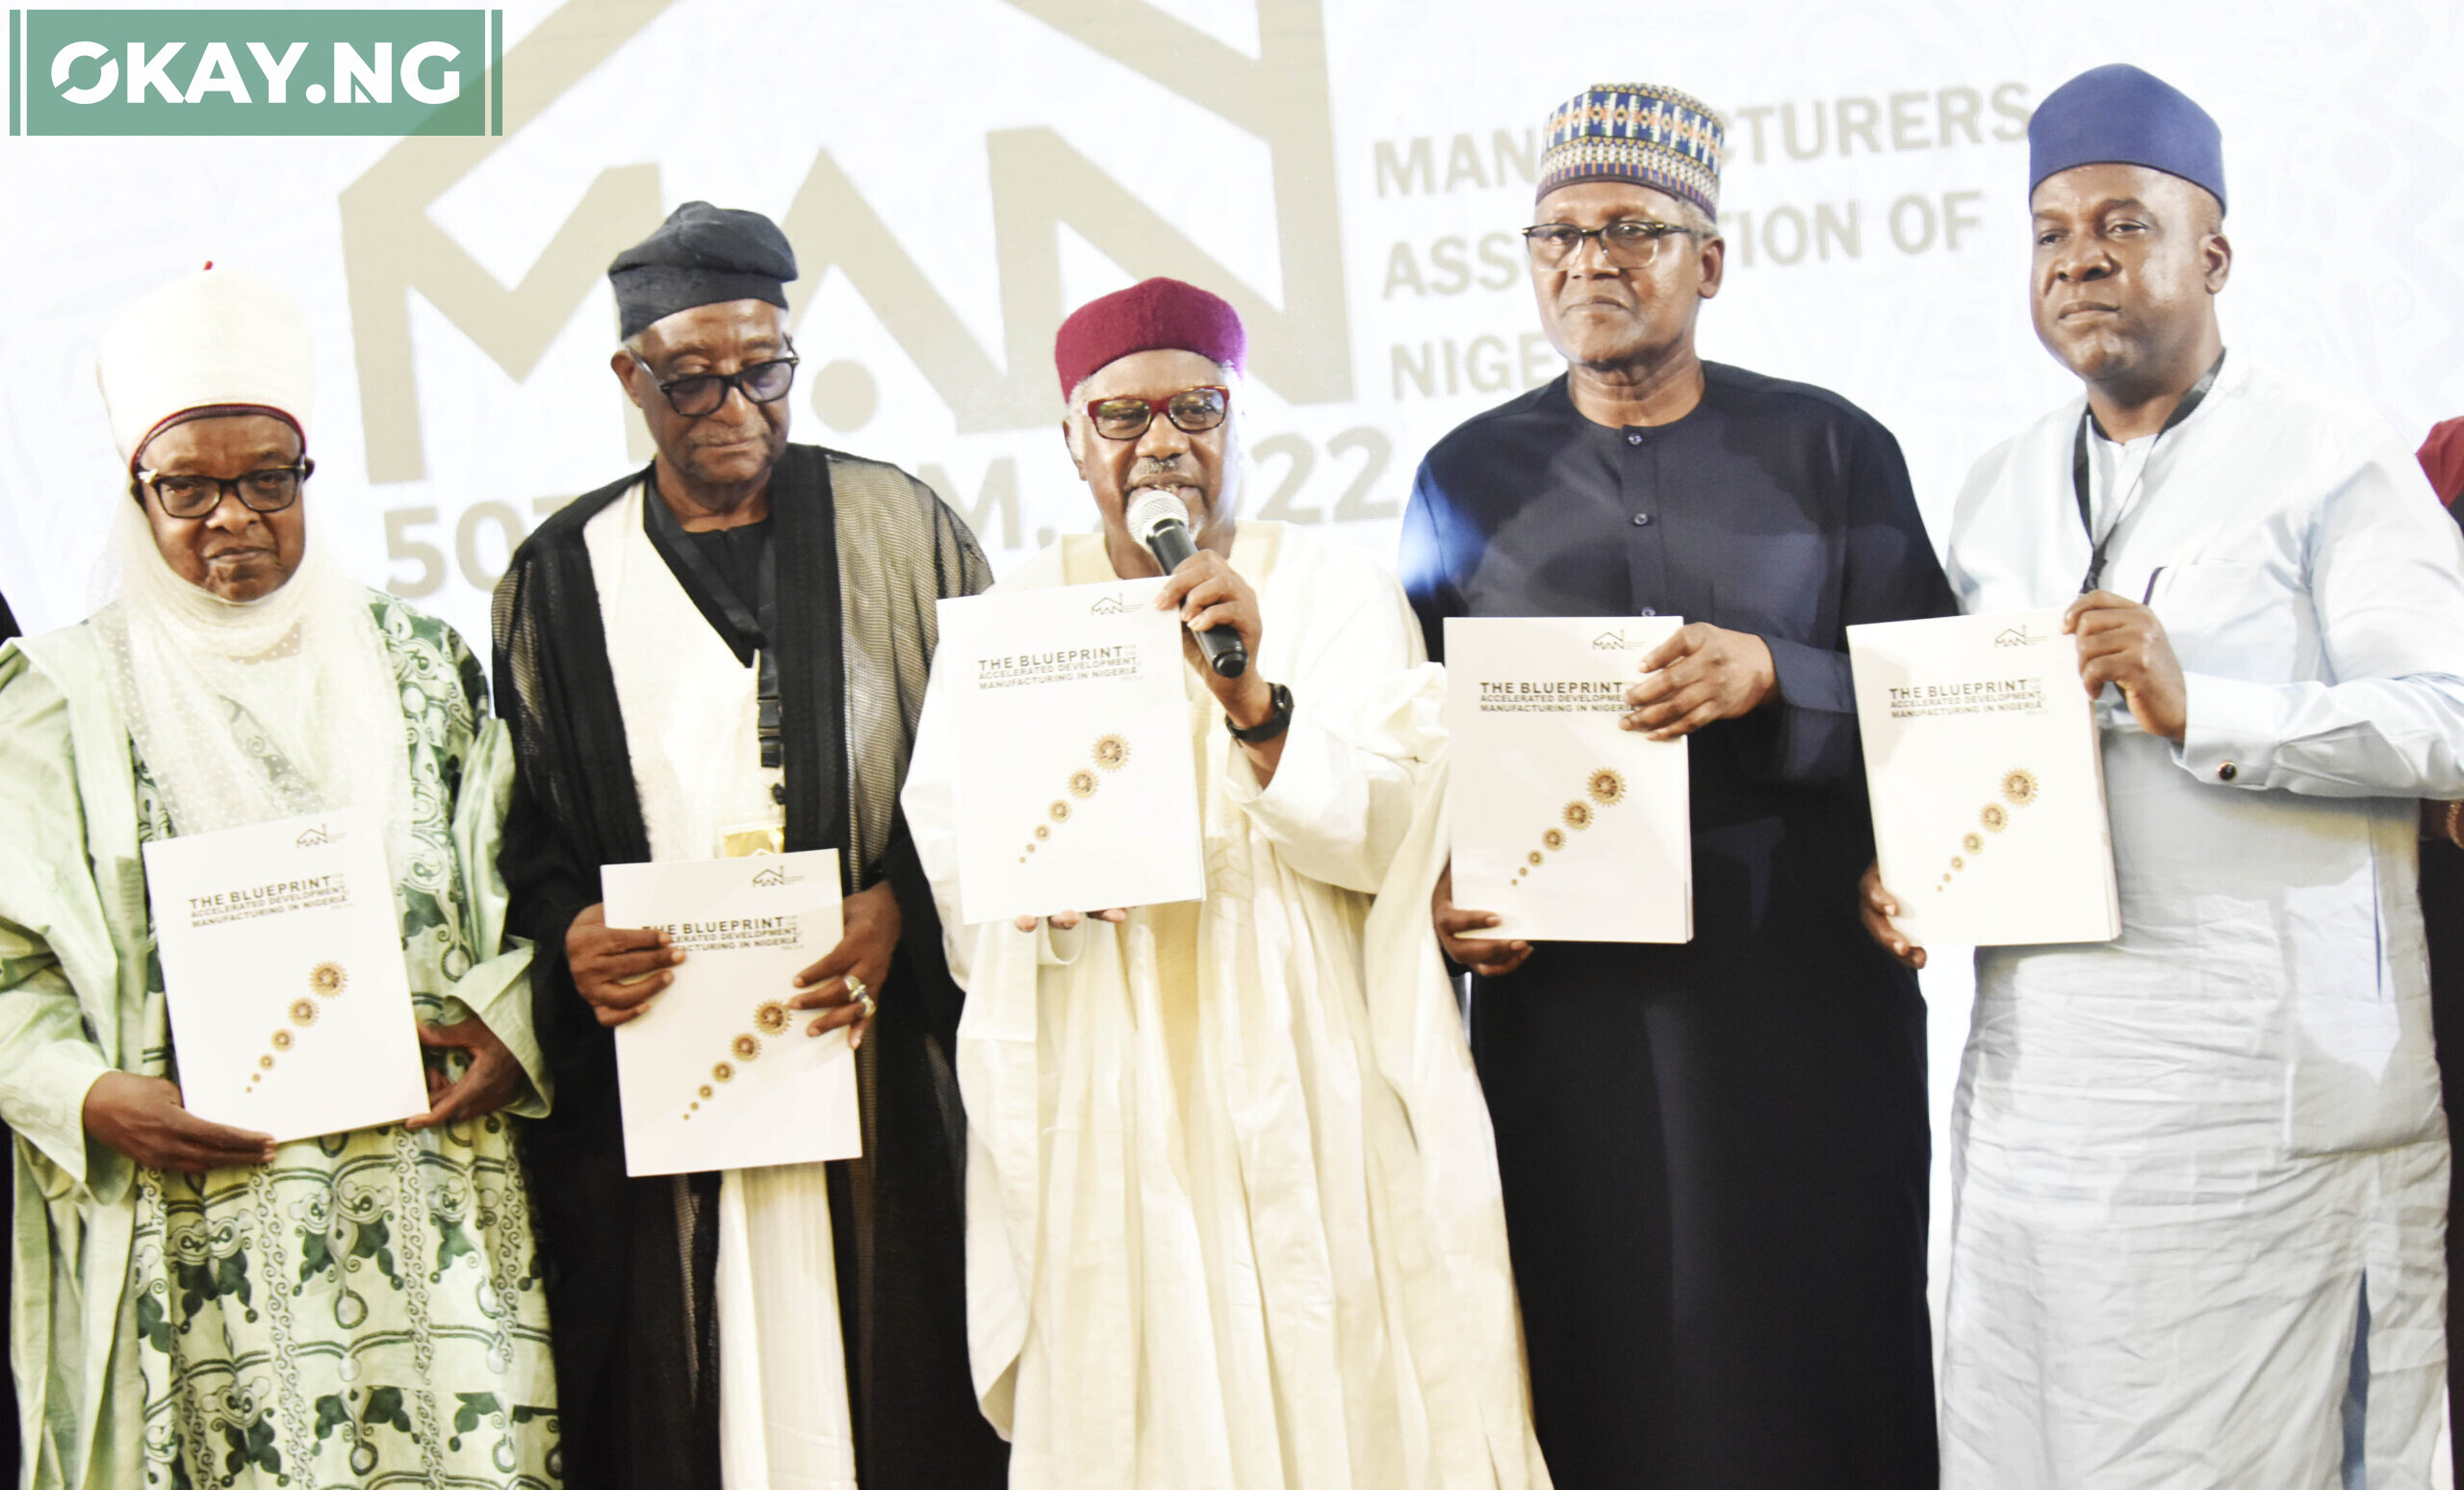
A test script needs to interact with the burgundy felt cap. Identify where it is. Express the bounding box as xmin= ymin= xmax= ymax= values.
xmin=2422 ymin=417 xmax=2464 ymax=508
xmin=1053 ymin=276 xmax=1246 ymax=398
